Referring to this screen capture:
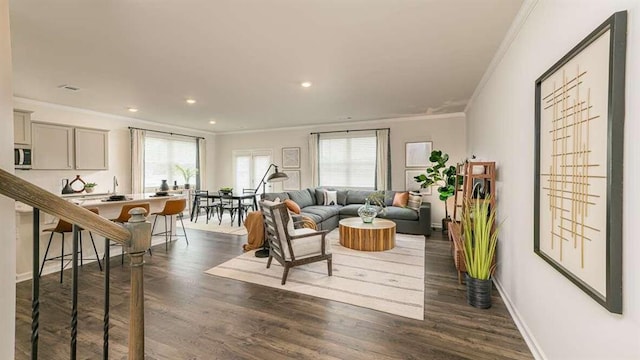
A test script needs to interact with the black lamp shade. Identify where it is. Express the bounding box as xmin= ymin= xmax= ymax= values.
xmin=267 ymin=171 xmax=288 ymax=182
